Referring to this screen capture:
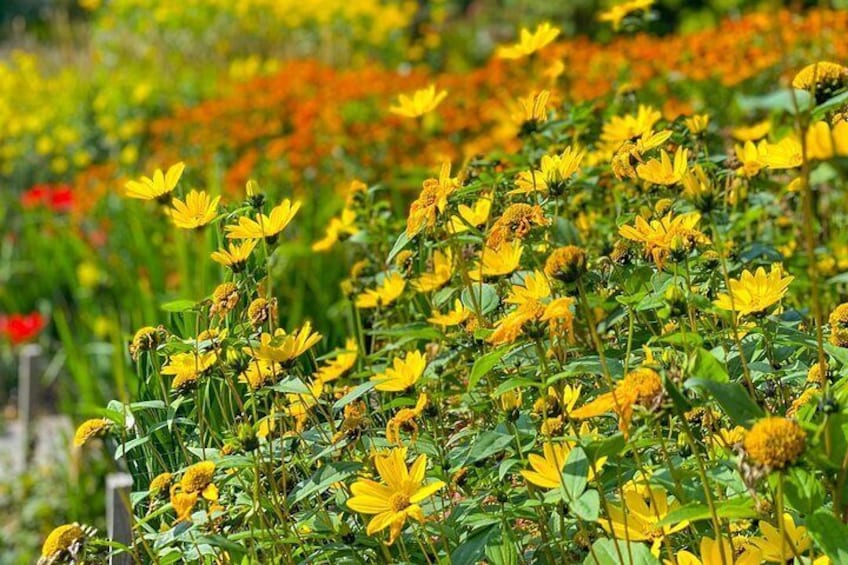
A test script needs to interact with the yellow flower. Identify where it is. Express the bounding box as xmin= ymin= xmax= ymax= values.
xmin=148 ymin=472 xmax=173 ymax=498
xmin=636 ymin=147 xmax=689 ymax=185
xmin=713 ymin=265 xmax=793 ymax=317
xmin=356 ymin=272 xmax=406 ymax=309
xmin=792 ymin=61 xmax=848 ymax=102
xmin=514 ymin=146 xmax=585 ymax=195
xmin=830 ymin=302 xmax=848 ymax=346
xmin=598 ymin=0 xmax=655 ymax=31
xmin=428 ymin=299 xmax=471 ymax=328
xmin=239 ymin=358 xmax=283 ymax=390
xmin=162 ymin=351 xmax=218 ymax=390
xmin=225 ymin=199 xmax=301 ymax=241
xmin=515 ymin=90 xmax=550 ymax=125
xmin=487 ymin=271 xmax=576 ymax=345
xmin=73 ymin=418 xmax=112 ymax=447
xmin=251 ymin=323 xmax=322 ymax=364
xmin=731 ymin=120 xmax=771 ymax=142
xmin=41 ymin=523 xmax=85 ymax=560
xmin=601 ymin=105 xmax=661 ymax=148
xmin=314 ymin=337 xmax=359 ymax=383
xmin=743 ymin=417 xmax=805 ymax=469
xmin=734 ymin=140 xmax=764 ymax=178
xmin=471 ymin=241 xmax=524 ymax=280
xmin=181 ymin=461 xmax=218 ymax=499
xmin=168 ymin=190 xmax=220 ymax=230
xmin=806 ymin=120 xmax=848 ymax=161
xmin=545 ymin=245 xmax=588 ymax=282
xmin=346 ymin=447 xmax=445 ymax=544
xmin=406 ymin=161 xmax=458 ymax=236
xmin=602 ymin=483 xmax=688 ymax=555
xmin=390 ymin=84 xmax=447 ymax=118
xmin=759 ymin=136 xmax=802 ymax=170
xmin=747 ymin=513 xmax=811 ymax=562
xmin=210 ymin=240 xmax=257 ymax=272
xmin=284 ymin=378 xmax=324 ymax=428
xmin=487 ymin=203 xmax=547 ymax=247
xmin=312 ymin=209 xmax=359 ymax=252
xmin=413 ymin=248 xmax=453 ymax=293
xmin=497 ymin=22 xmax=560 ymax=59
xmin=371 ymin=350 xmax=427 ymax=392
xmin=521 ymin=442 xmax=606 ymax=490
xmin=664 ymin=536 xmax=735 ymax=565
xmin=571 ymin=368 xmax=663 ymax=438
xmin=448 ymin=196 xmax=491 ymax=233
xmin=386 ymin=393 xmax=428 ymax=445
xmin=684 ymin=114 xmax=710 ymax=134
xmin=124 ymin=161 xmax=185 ymax=201
xmin=129 ymin=326 xmax=164 ymax=359
xmin=619 ymin=211 xmax=709 ymax=269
